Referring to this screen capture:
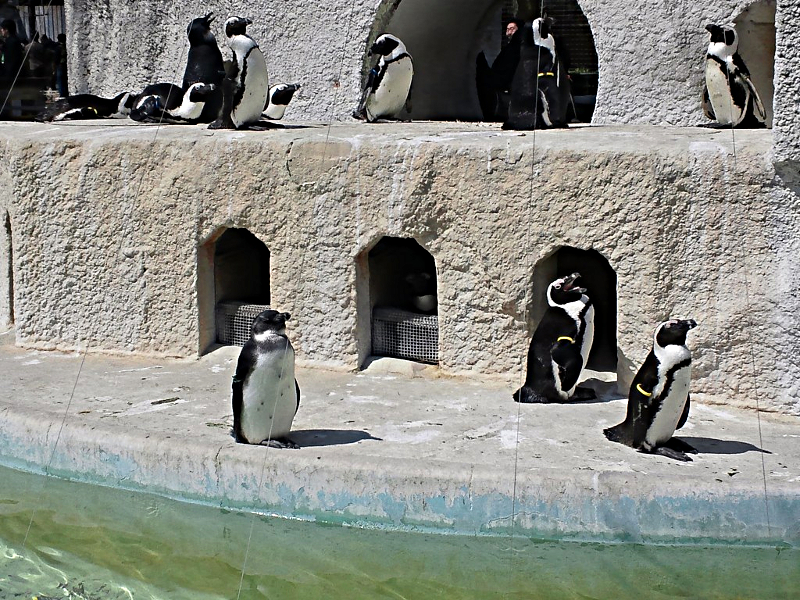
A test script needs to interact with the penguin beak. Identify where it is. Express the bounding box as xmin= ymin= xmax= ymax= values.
xmin=561 ymin=272 xmax=586 ymax=294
